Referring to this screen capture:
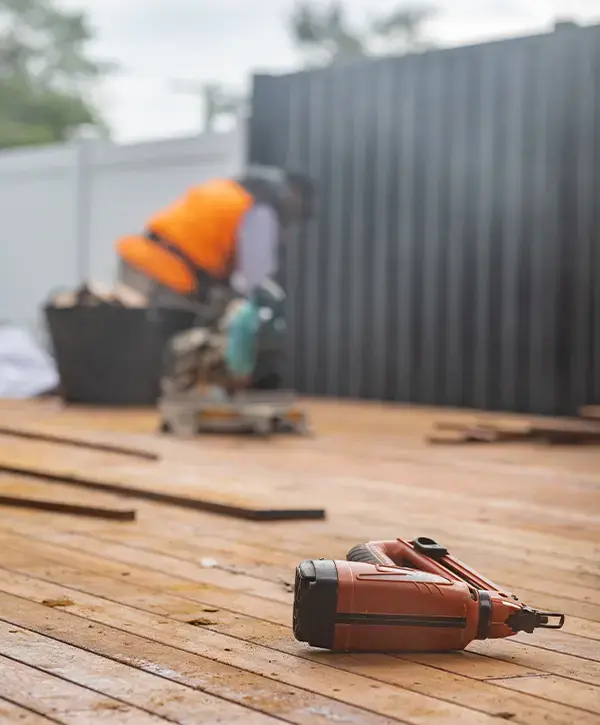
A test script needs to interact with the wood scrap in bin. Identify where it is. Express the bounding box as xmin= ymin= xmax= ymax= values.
xmin=50 ymin=282 xmax=147 ymax=309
